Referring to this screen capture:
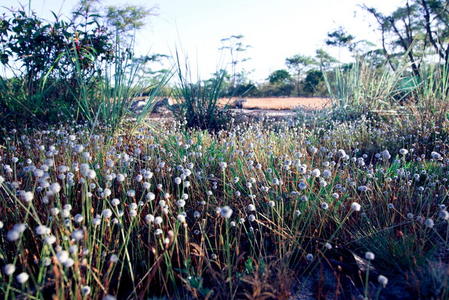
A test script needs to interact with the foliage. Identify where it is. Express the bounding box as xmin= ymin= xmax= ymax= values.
xmin=326 ymin=26 xmax=355 ymax=50
xmin=315 ymin=48 xmax=338 ymax=70
xmin=267 ymin=69 xmax=292 ymax=84
xmin=0 ymin=7 xmax=114 ymax=125
xmin=170 ymin=52 xmax=231 ymax=131
xmin=285 ymin=54 xmax=317 ymax=95
xmin=0 ymin=3 xmax=163 ymax=128
xmin=303 ymin=70 xmax=325 ymax=96
xmin=0 ymin=8 xmax=112 ymax=88
xmin=219 ymin=35 xmax=252 ymax=88
xmin=70 ymin=46 xmax=171 ymax=136
xmin=363 ymin=0 xmax=449 ymax=77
